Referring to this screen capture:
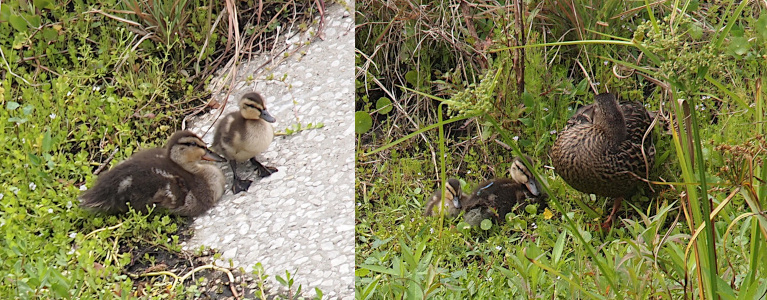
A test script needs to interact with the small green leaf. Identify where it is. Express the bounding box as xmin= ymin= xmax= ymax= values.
xmin=456 ymin=221 xmax=472 ymax=233
xmin=6 ymin=101 xmax=20 ymax=110
xmin=33 ymin=0 xmax=55 ymax=10
xmin=355 ymin=111 xmax=372 ymax=134
xmin=9 ymin=14 xmax=28 ymax=32
xmin=42 ymin=131 xmax=52 ymax=152
xmin=405 ymin=70 xmax=418 ymax=86
xmin=524 ymin=204 xmax=537 ymax=215
xmin=28 ymin=15 xmax=41 ymax=28
xmin=522 ymin=91 xmax=535 ymax=108
xmin=552 ymin=231 xmax=567 ymax=263
xmin=480 ymin=219 xmax=493 ymax=230
xmin=22 ymin=104 xmax=34 ymax=115
xmin=689 ymin=23 xmax=703 ymax=40
xmin=573 ymin=79 xmax=589 ymax=96
xmin=376 ymin=97 xmax=392 ymax=114
xmin=28 ymin=153 xmax=41 ymax=166
xmin=42 ymin=28 xmax=58 ymax=42
xmin=0 ymin=5 xmax=11 ymax=21
xmin=756 ymin=14 xmax=767 ymax=41
xmin=729 ymin=36 xmax=750 ymax=56
xmin=275 ymin=275 xmax=287 ymax=286
xmin=8 ymin=117 xmax=27 ymax=124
